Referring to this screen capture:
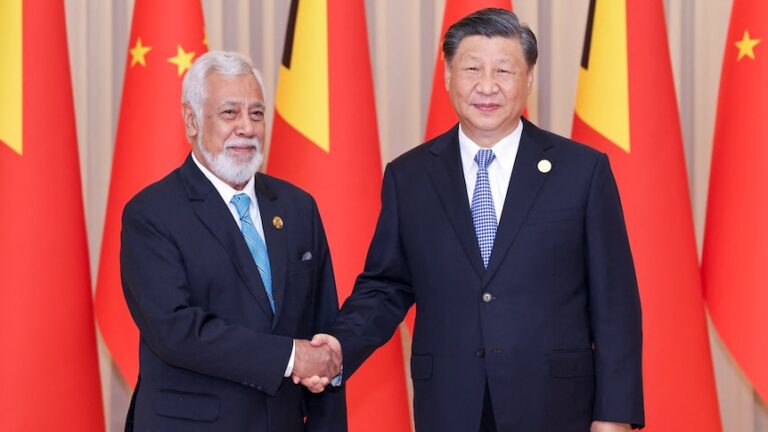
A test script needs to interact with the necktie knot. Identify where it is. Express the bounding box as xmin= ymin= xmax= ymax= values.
xmin=231 ymin=193 xmax=251 ymax=219
xmin=475 ymin=149 xmax=496 ymax=170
